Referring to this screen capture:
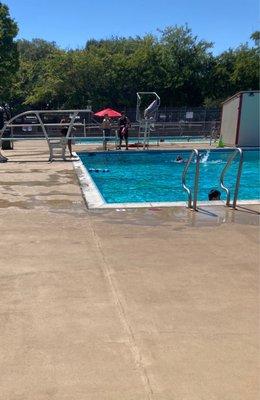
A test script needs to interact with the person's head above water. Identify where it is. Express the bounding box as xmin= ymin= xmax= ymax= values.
xmin=176 ymin=155 xmax=184 ymax=162
xmin=208 ymin=189 xmax=221 ymax=201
